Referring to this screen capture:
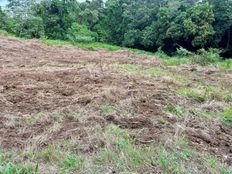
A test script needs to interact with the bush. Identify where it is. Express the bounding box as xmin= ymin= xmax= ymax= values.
xmin=155 ymin=47 xmax=168 ymax=58
xmin=67 ymin=23 xmax=97 ymax=43
xmin=176 ymin=47 xmax=193 ymax=57
xmin=0 ymin=29 xmax=9 ymax=36
xmin=192 ymin=48 xmax=222 ymax=66
xmin=16 ymin=16 xmax=45 ymax=38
